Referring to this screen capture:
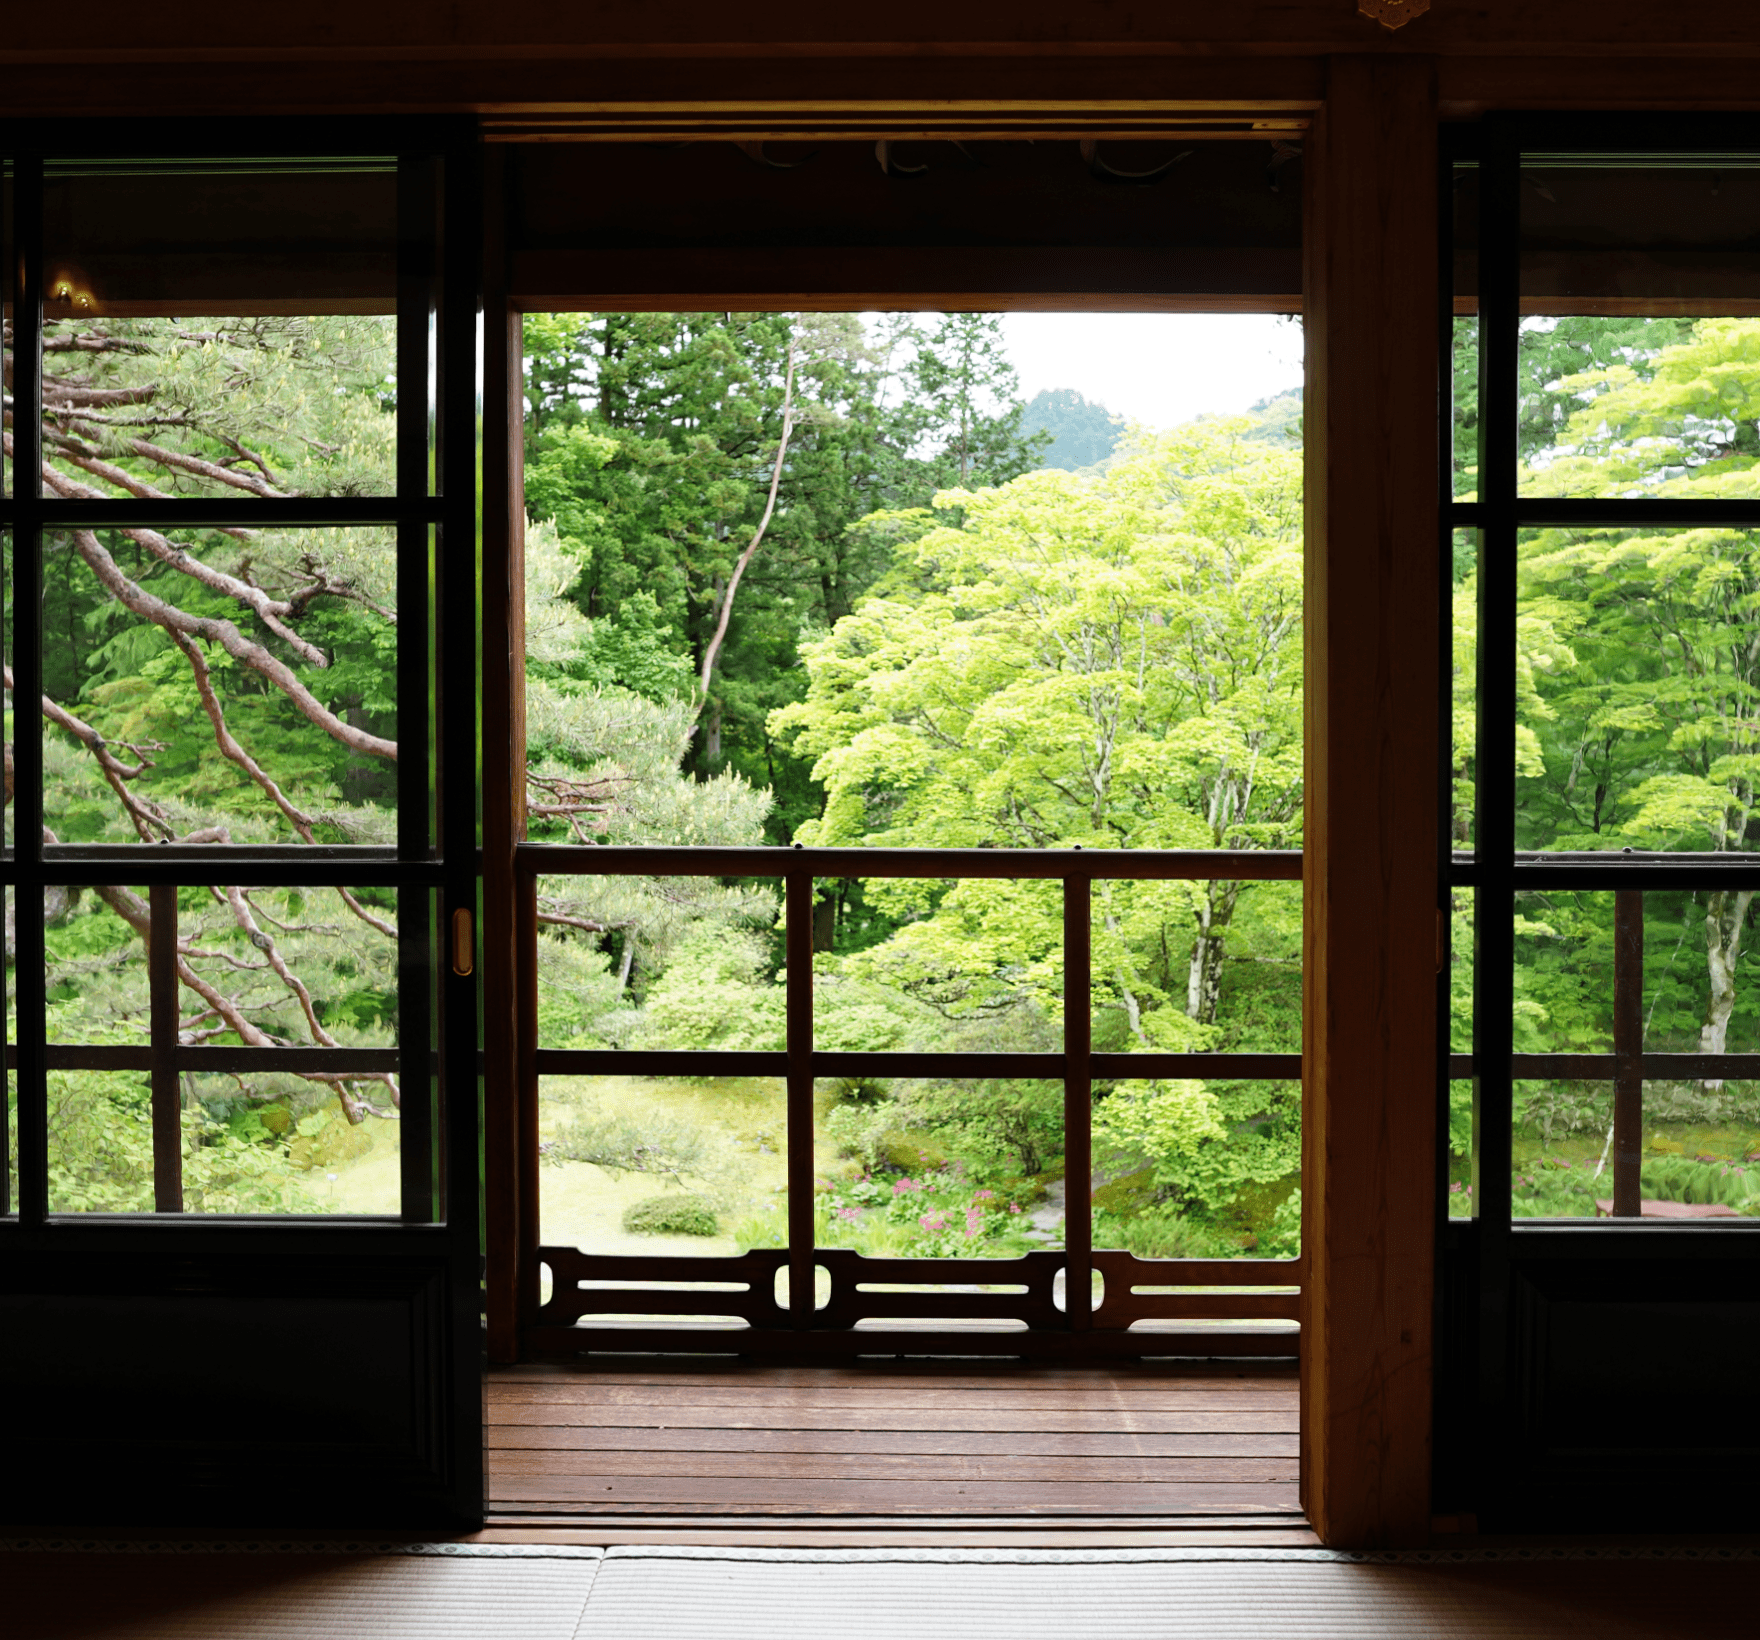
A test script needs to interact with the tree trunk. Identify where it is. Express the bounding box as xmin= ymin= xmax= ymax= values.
xmin=1700 ymin=887 xmax=1755 ymax=1088
xmin=704 ymin=699 xmax=722 ymax=766
xmin=1186 ymin=880 xmax=1242 ymax=1025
